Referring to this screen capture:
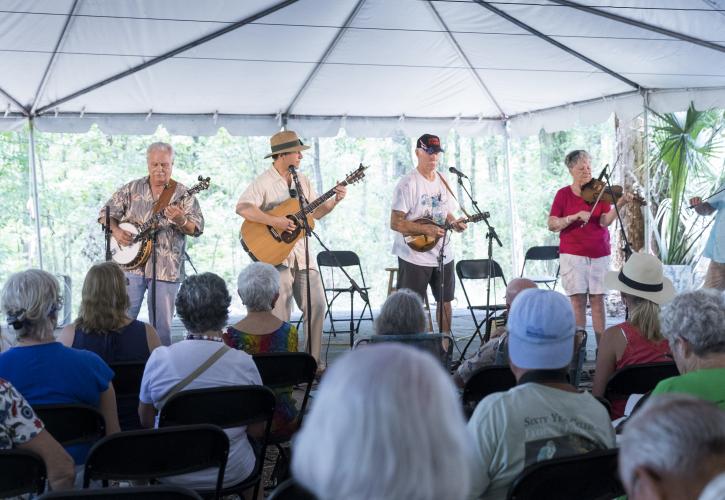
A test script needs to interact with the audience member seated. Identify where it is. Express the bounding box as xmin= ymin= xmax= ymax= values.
xmin=292 ymin=343 xmax=472 ymax=500
xmin=374 ymin=288 xmax=427 ymax=335
xmin=592 ymin=253 xmax=673 ymax=419
xmin=454 ymin=278 xmax=537 ymax=387
xmin=700 ymin=473 xmax=725 ymax=500
xmin=619 ymin=394 xmax=725 ymax=500
xmin=138 ymin=272 xmax=262 ymax=491
xmin=651 ymin=289 xmax=725 ymax=408
xmin=0 ymin=269 xmax=120 ymax=466
xmin=466 ymin=288 xmax=615 ymax=500
xmin=58 ymin=261 xmax=161 ymax=430
xmin=0 ymin=377 xmax=75 ymax=492
xmin=224 ymin=262 xmax=298 ymax=437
